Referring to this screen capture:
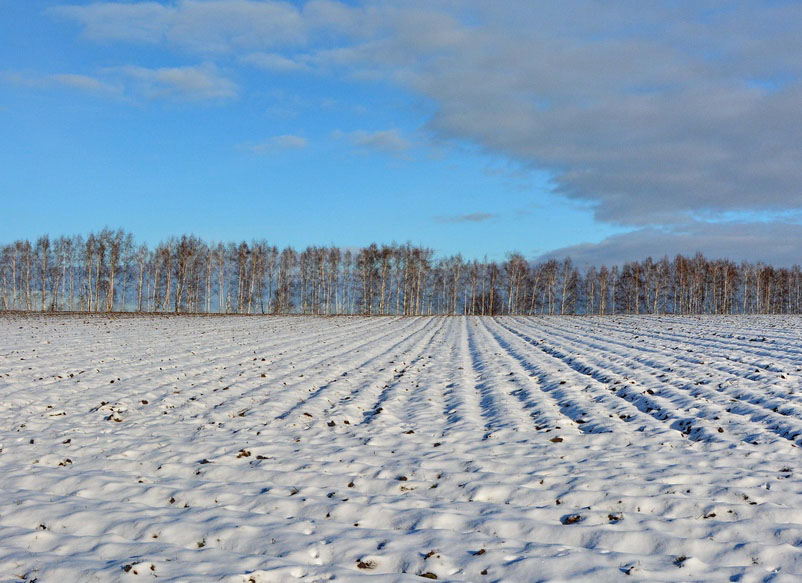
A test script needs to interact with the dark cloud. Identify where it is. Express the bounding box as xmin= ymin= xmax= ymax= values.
xmin=406 ymin=3 xmax=802 ymax=225
xmin=538 ymin=222 xmax=802 ymax=267
xmin=310 ymin=2 xmax=802 ymax=226
xmin=434 ymin=212 xmax=498 ymax=224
